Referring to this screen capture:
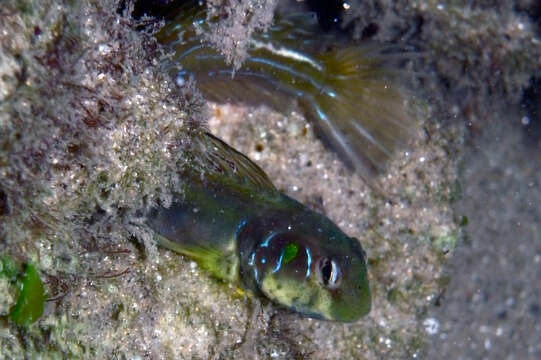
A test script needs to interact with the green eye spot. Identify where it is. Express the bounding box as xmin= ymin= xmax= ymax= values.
xmin=283 ymin=243 xmax=299 ymax=265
